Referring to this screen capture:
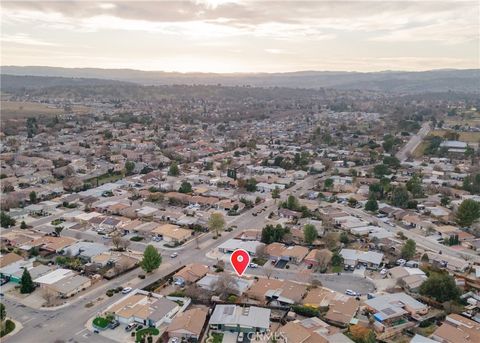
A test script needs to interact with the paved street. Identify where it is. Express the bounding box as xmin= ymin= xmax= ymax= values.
xmin=396 ymin=122 xmax=431 ymax=162
xmin=334 ymin=203 xmax=480 ymax=263
xmin=3 ymin=175 xmax=319 ymax=342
